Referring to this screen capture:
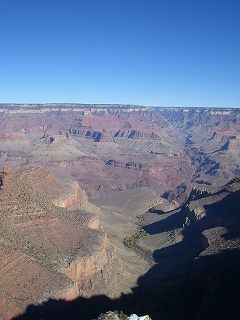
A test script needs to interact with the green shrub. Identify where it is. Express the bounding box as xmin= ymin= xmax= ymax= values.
xmin=123 ymin=228 xmax=147 ymax=248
